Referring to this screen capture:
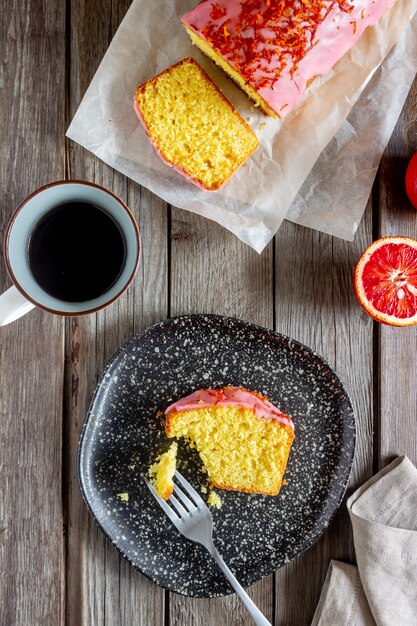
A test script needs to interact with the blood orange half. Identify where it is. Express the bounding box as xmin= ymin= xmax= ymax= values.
xmin=354 ymin=236 xmax=417 ymax=326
